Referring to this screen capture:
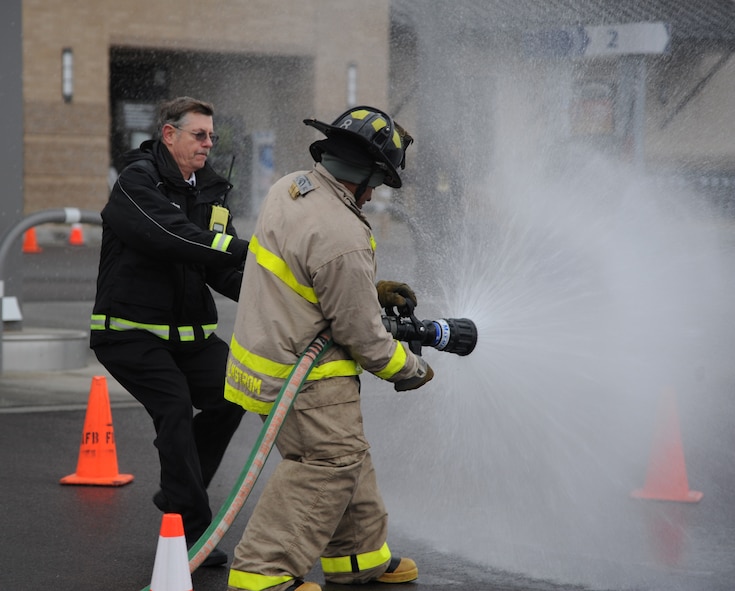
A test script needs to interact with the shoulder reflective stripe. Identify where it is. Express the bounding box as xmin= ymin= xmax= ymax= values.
xmin=249 ymin=235 xmax=318 ymax=304
xmin=227 ymin=569 xmax=292 ymax=591
xmin=224 ymin=383 xmax=273 ymax=414
xmin=370 ymin=233 xmax=376 ymax=251
xmin=109 ymin=317 xmax=170 ymax=339
xmin=90 ymin=314 xmax=106 ymax=331
xmin=230 ymin=335 xmax=361 ymax=381
xmin=321 ymin=542 xmax=391 ymax=575
xmin=211 ymin=232 xmax=233 ymax=252
xmin=203 ymin=324 xmax=217 ymax=338
xmin=374 ymin=341 xmax=407 ymax=379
